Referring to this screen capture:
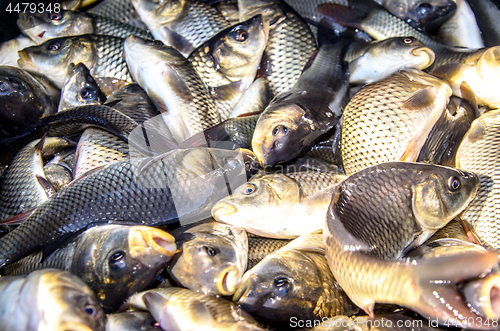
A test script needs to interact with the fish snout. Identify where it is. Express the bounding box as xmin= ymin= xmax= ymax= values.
xmin=411 ymin=47 xmax=435 ymax=69
xmin=212 ymin=202 xmax=238 ymax=220
xmin=464 ymin=274 xmax=500 ymax=319
xmin=232 ymin=274 xmax=257 ymax=305
xmin=217 ymin=265 xmax=242 ymax=295
xmin=131 ymin=227 xmax=177 ymax=263
xmin=251 ymin=142 xmax=266 ymax=167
